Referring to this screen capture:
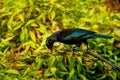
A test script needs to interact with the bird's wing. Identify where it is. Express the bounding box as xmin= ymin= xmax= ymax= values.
xmin=63 ymin=29 xmax=94 ymax=40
